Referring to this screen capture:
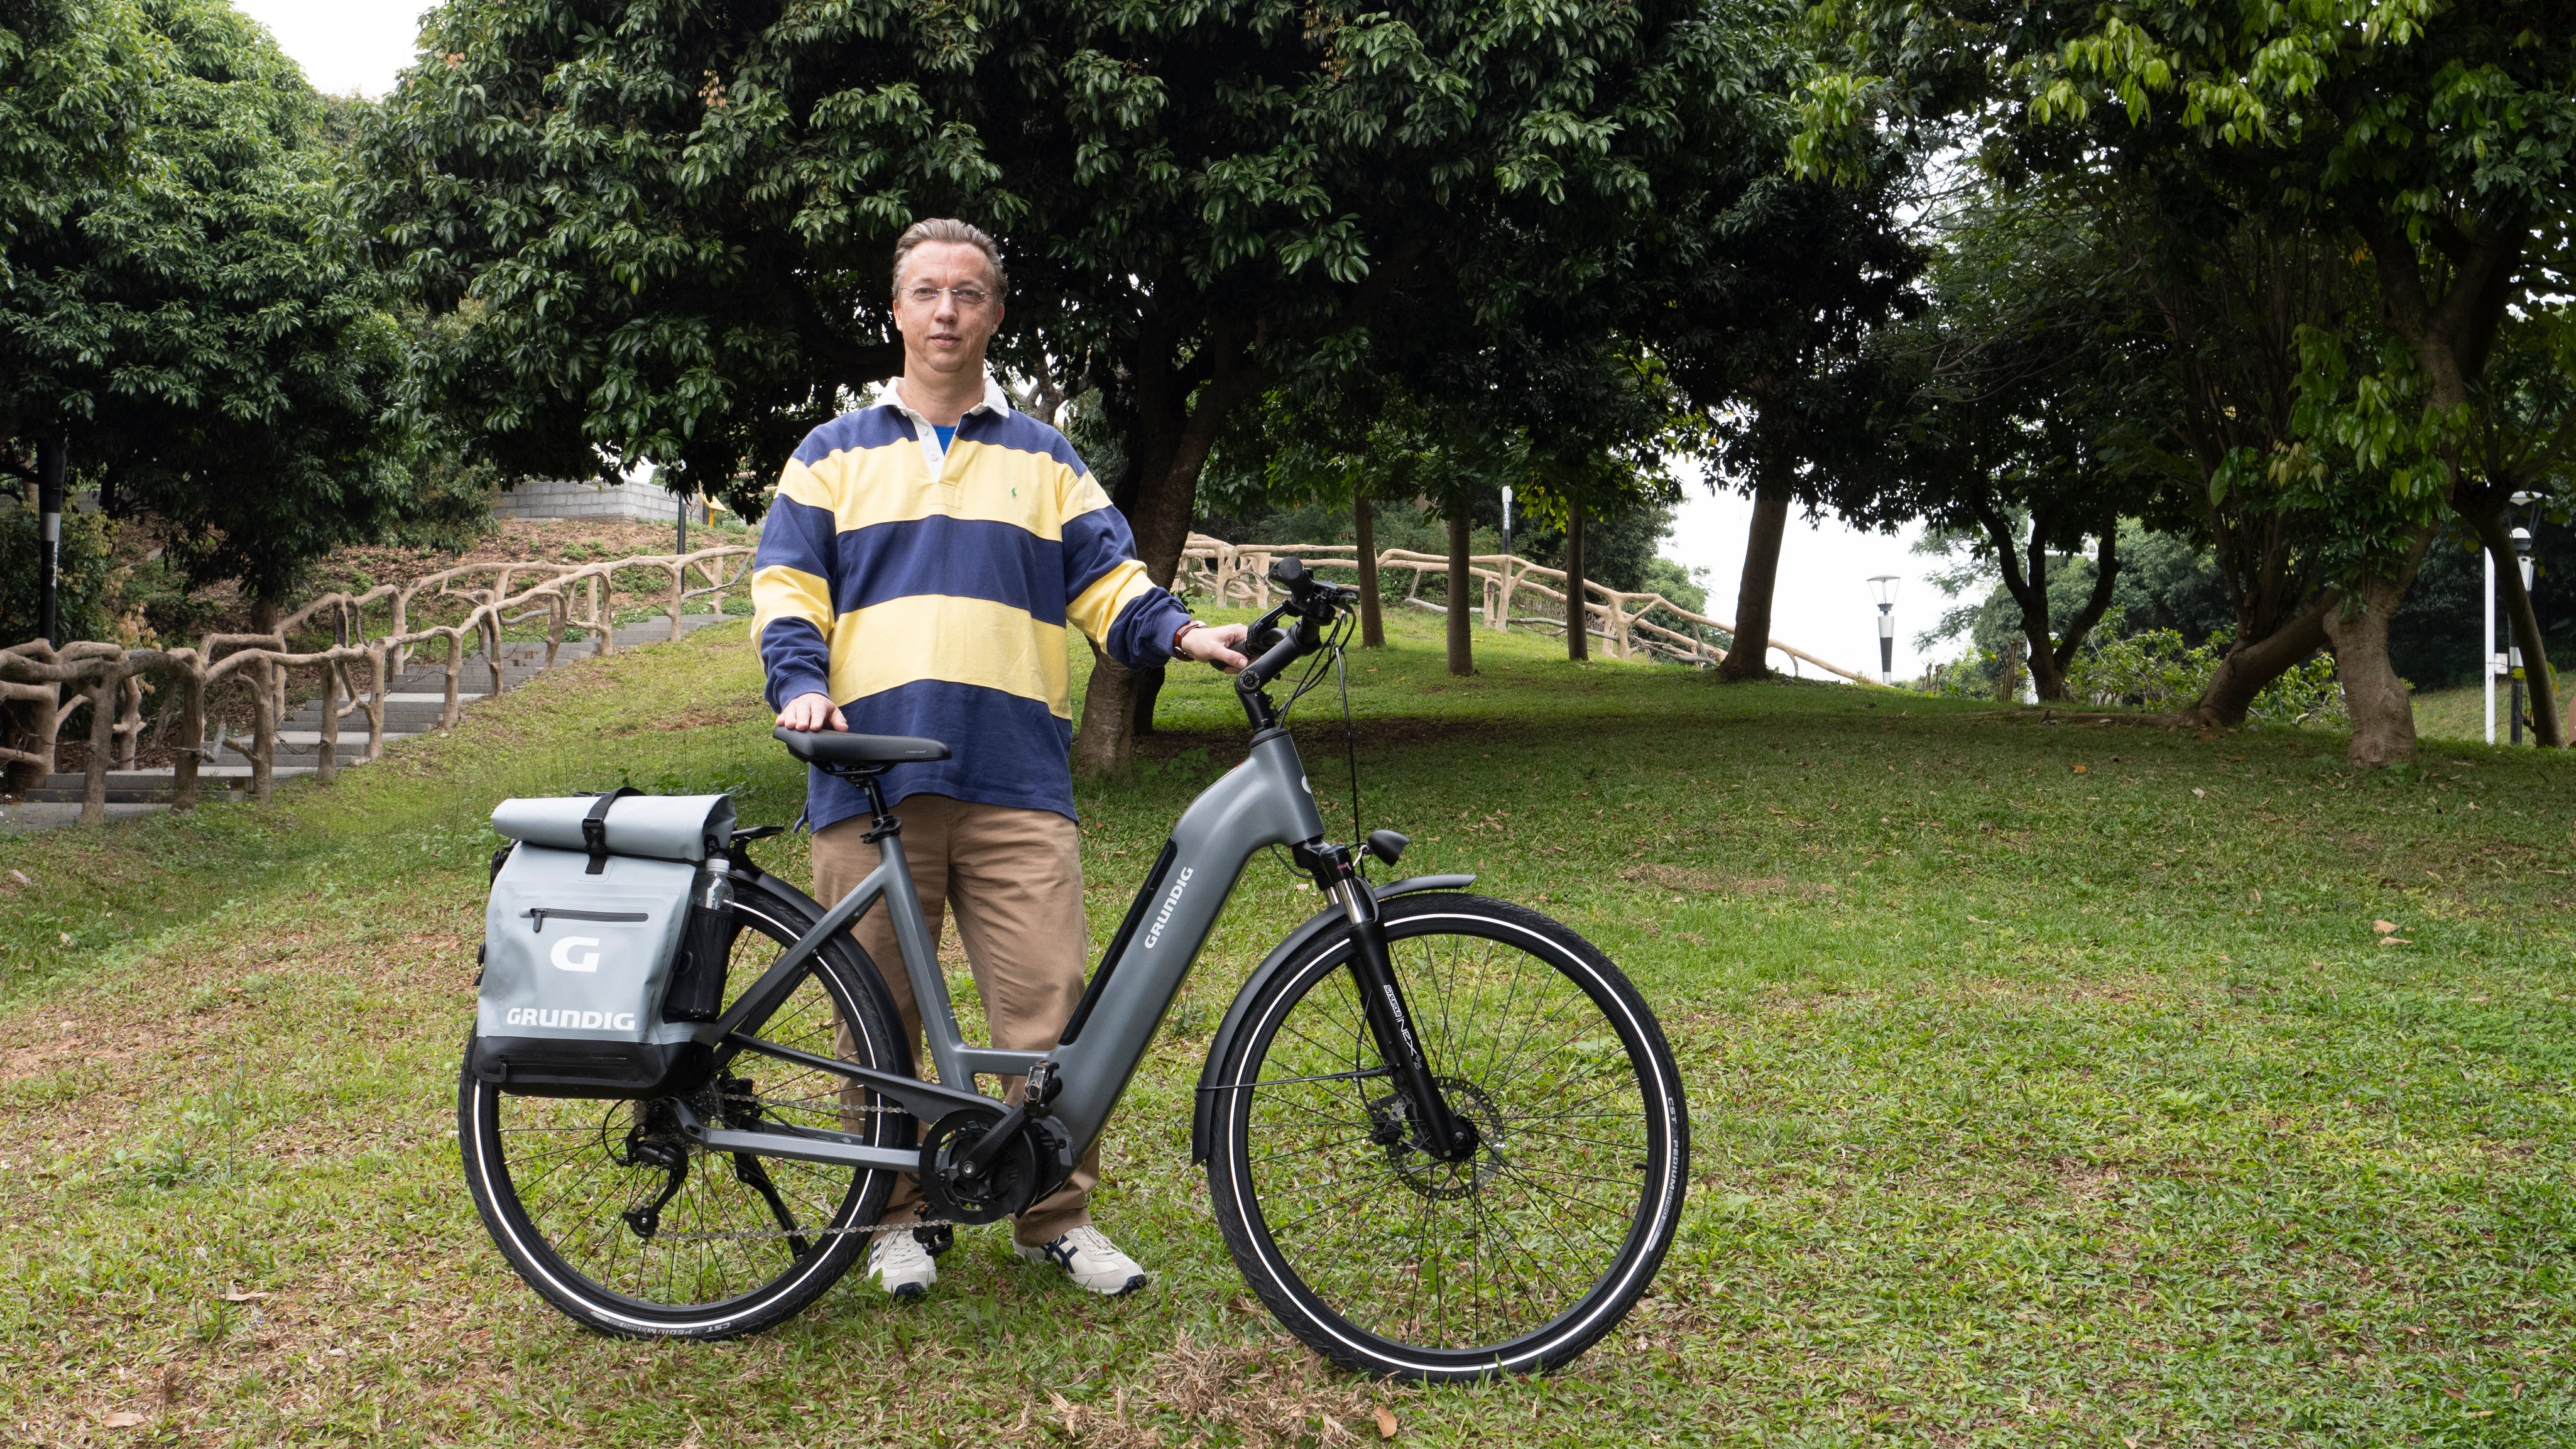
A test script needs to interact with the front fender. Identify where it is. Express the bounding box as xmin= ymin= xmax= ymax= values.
xmin=1188 ymin=874 xmax=1474 ymax=1164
